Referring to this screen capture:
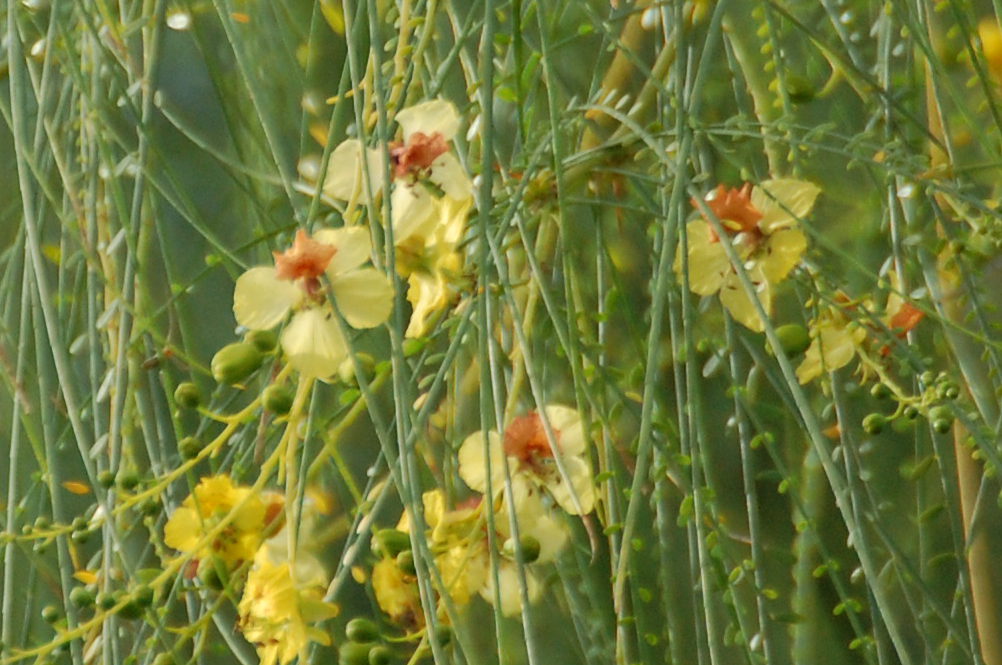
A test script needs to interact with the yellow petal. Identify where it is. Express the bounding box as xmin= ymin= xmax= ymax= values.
xmin=719 ymin=271 xmax=772 ymax=332
xmin=280 ymin=309 xmax=347 ymax=379
xmin=234 ymin=266 xmax=300 ymax=330
xmin=429 ymin=153 xmax=473 ymax=202
xmin=396 ymin=100 xmax=461 ymax=142
xmin=331 ymin=268 xmax=394 ymax=329
xmin=323 ymin=139 xmax=385 ymax=201
xmin=752 ymin=179 xmax=820 ymax=234
xmin=74 ymin=570 xmax=99 ymax=585
xmin=758 ymin=228 xmax=807 ymax=283
xmin=392 ymin=183 xmax=438 ymax=245
xmin=547 ymin=455 xmax=595 ymax=515
xmin=314 ymin=226 xmax=372 ymax=276
xmin=62 ymin=481 xmax=91 ymax=495
xmin=458 ymin=430 xmax=506 ymax=495
xmin=676 ymin=220 xmax=730 ymax=296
